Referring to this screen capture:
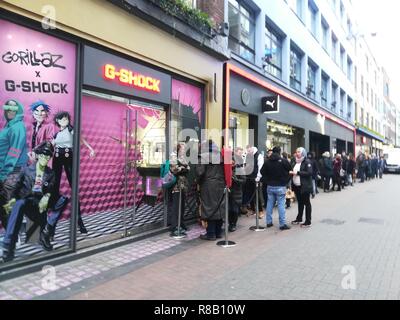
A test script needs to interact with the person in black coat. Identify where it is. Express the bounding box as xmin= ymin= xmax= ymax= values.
xmin=290 ymin=147 xmax=313 ymax=227
xmin=196 ymin=140 xmax=226 ymax=240
xmin=228 ymin=147 xmax=246 ymax=232
xmin=307 ymin=152 xmax=319 ymax=198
